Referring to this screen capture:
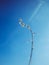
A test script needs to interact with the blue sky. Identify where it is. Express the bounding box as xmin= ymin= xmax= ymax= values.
xmin=0 ymin=0 xmax=49 ymax=65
